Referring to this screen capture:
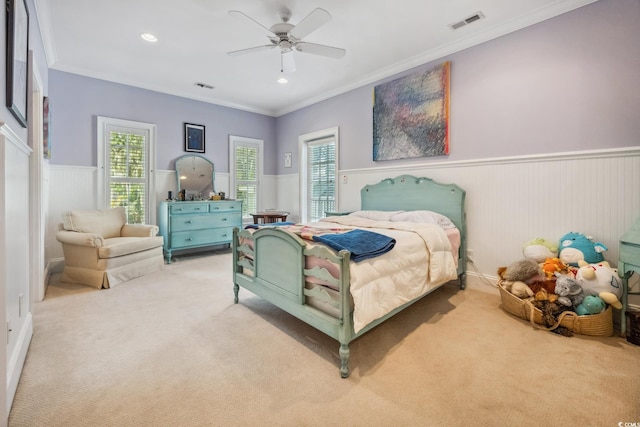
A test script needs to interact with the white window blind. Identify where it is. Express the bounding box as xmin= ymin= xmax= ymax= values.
xmin=234 ymin=144 xmax=258 ymax=218
xmin=307 ymin=137 xmax=336 ymax=222
xmin=107 ymin=128 xmax=147 ymax=224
